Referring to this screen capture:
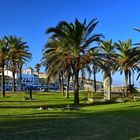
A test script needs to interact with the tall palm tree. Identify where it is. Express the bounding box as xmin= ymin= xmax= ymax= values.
xmin=6 ymin=35 xmax=32 ymax=93
xmin=42 ymin=36 xmax=70 ymax=95
xmin=133 ymin=27 xmax=140 ymax=83
xmin=114 ymin=39 xmax=139 ymax=97
xmin=99 ymin=39 xmax=116 ymax=100
xmin=115 ymin=39 xmax=139 ymax=97
xmin=0 ymin=38 xmax=9 ymax=97
xmin=135 ymin=47 xmax=140 ymax=82
xmin=89 ymin=47 xmax=101 ymax=93
xmin=43 ymin=18 xmax=103 ymax=106
xmin=42 ymin=37 xmax=68 ymax=95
